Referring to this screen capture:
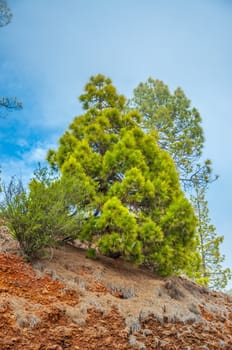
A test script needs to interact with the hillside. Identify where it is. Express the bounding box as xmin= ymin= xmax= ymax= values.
xmin=0 ymin=225 xmax=232 ymax=349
